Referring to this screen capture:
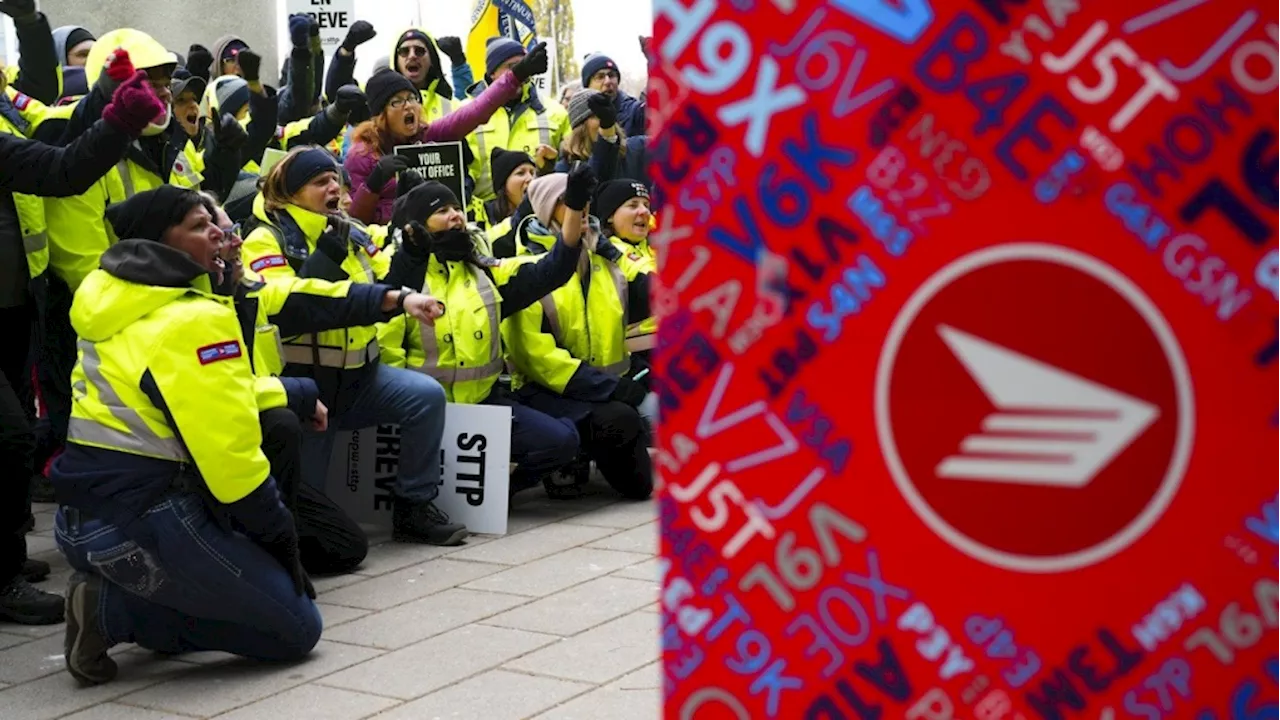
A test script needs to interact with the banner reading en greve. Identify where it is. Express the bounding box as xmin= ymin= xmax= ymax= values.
xmin=285 ymin=0 xmax=354 ymax=55
xmin=395 ymin=141 xmax=468 ymax=213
